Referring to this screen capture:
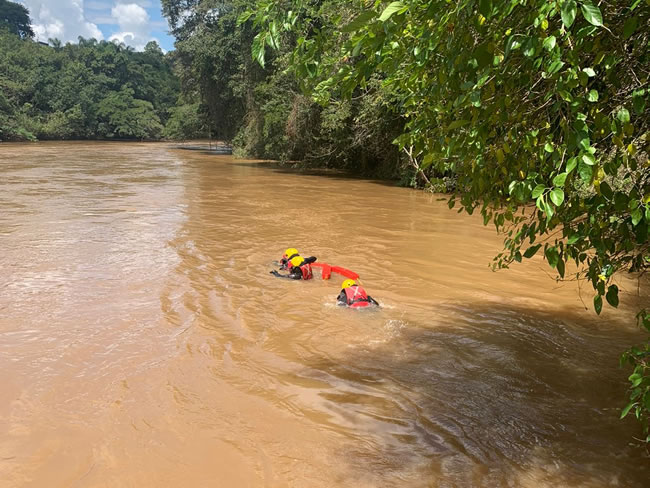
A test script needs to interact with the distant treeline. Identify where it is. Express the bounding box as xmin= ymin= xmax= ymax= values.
xmin=0 ymin=0 xmax=204 ymax=142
